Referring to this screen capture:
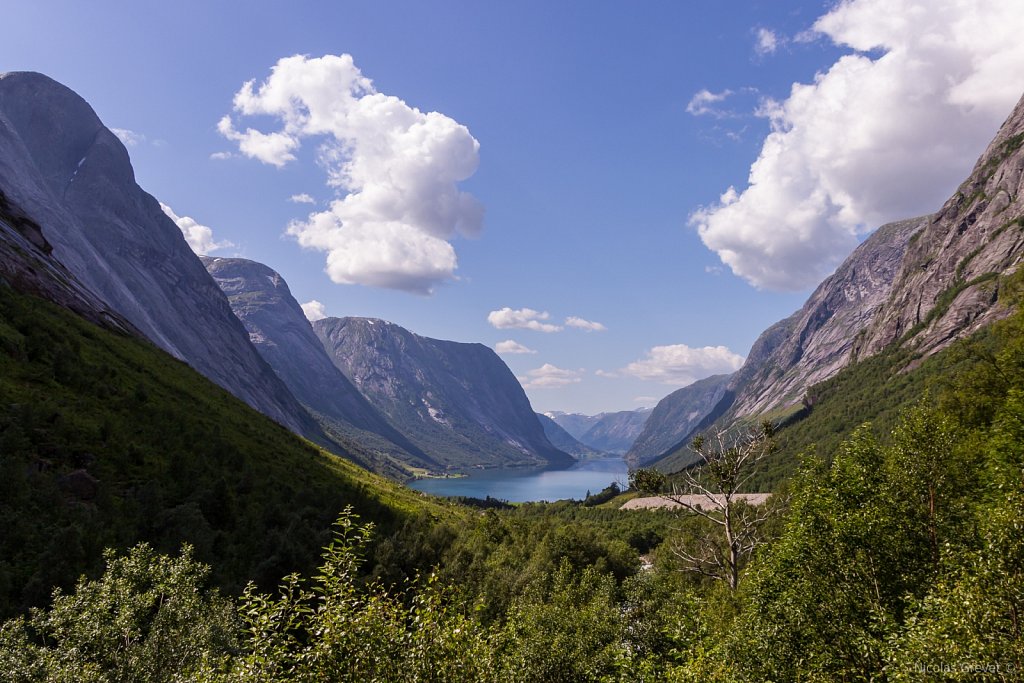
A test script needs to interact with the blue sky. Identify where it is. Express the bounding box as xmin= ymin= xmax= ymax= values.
xmin=5 ymin=0 xmax=1024 ymax=414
